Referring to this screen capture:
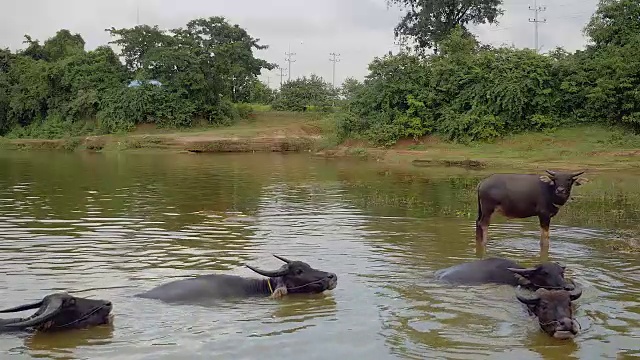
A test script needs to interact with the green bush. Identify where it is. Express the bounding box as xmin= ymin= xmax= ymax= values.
xmin=272 ymin=74 xmax=337 ymax=112
xmin=0 ymin=16 xmax=274 ymax=137
xmin=97 ymin=85 xmax=196 ymax=133
xmin=341 ymin=9 xmax=640 ymax=145
xmin=234 ymin=103 xmax=254 ymax=119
